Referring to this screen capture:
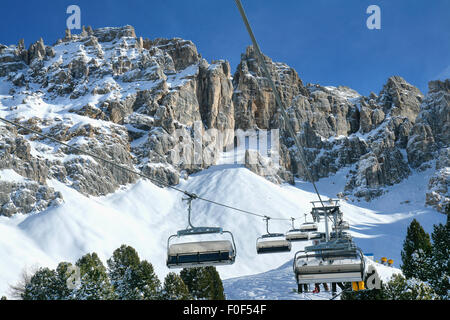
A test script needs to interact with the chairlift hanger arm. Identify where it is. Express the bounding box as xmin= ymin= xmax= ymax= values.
xmin=264 ymin=216 xmax=271 ymax=234
xmin=183 ymin=195 xmax=196 ymax=229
